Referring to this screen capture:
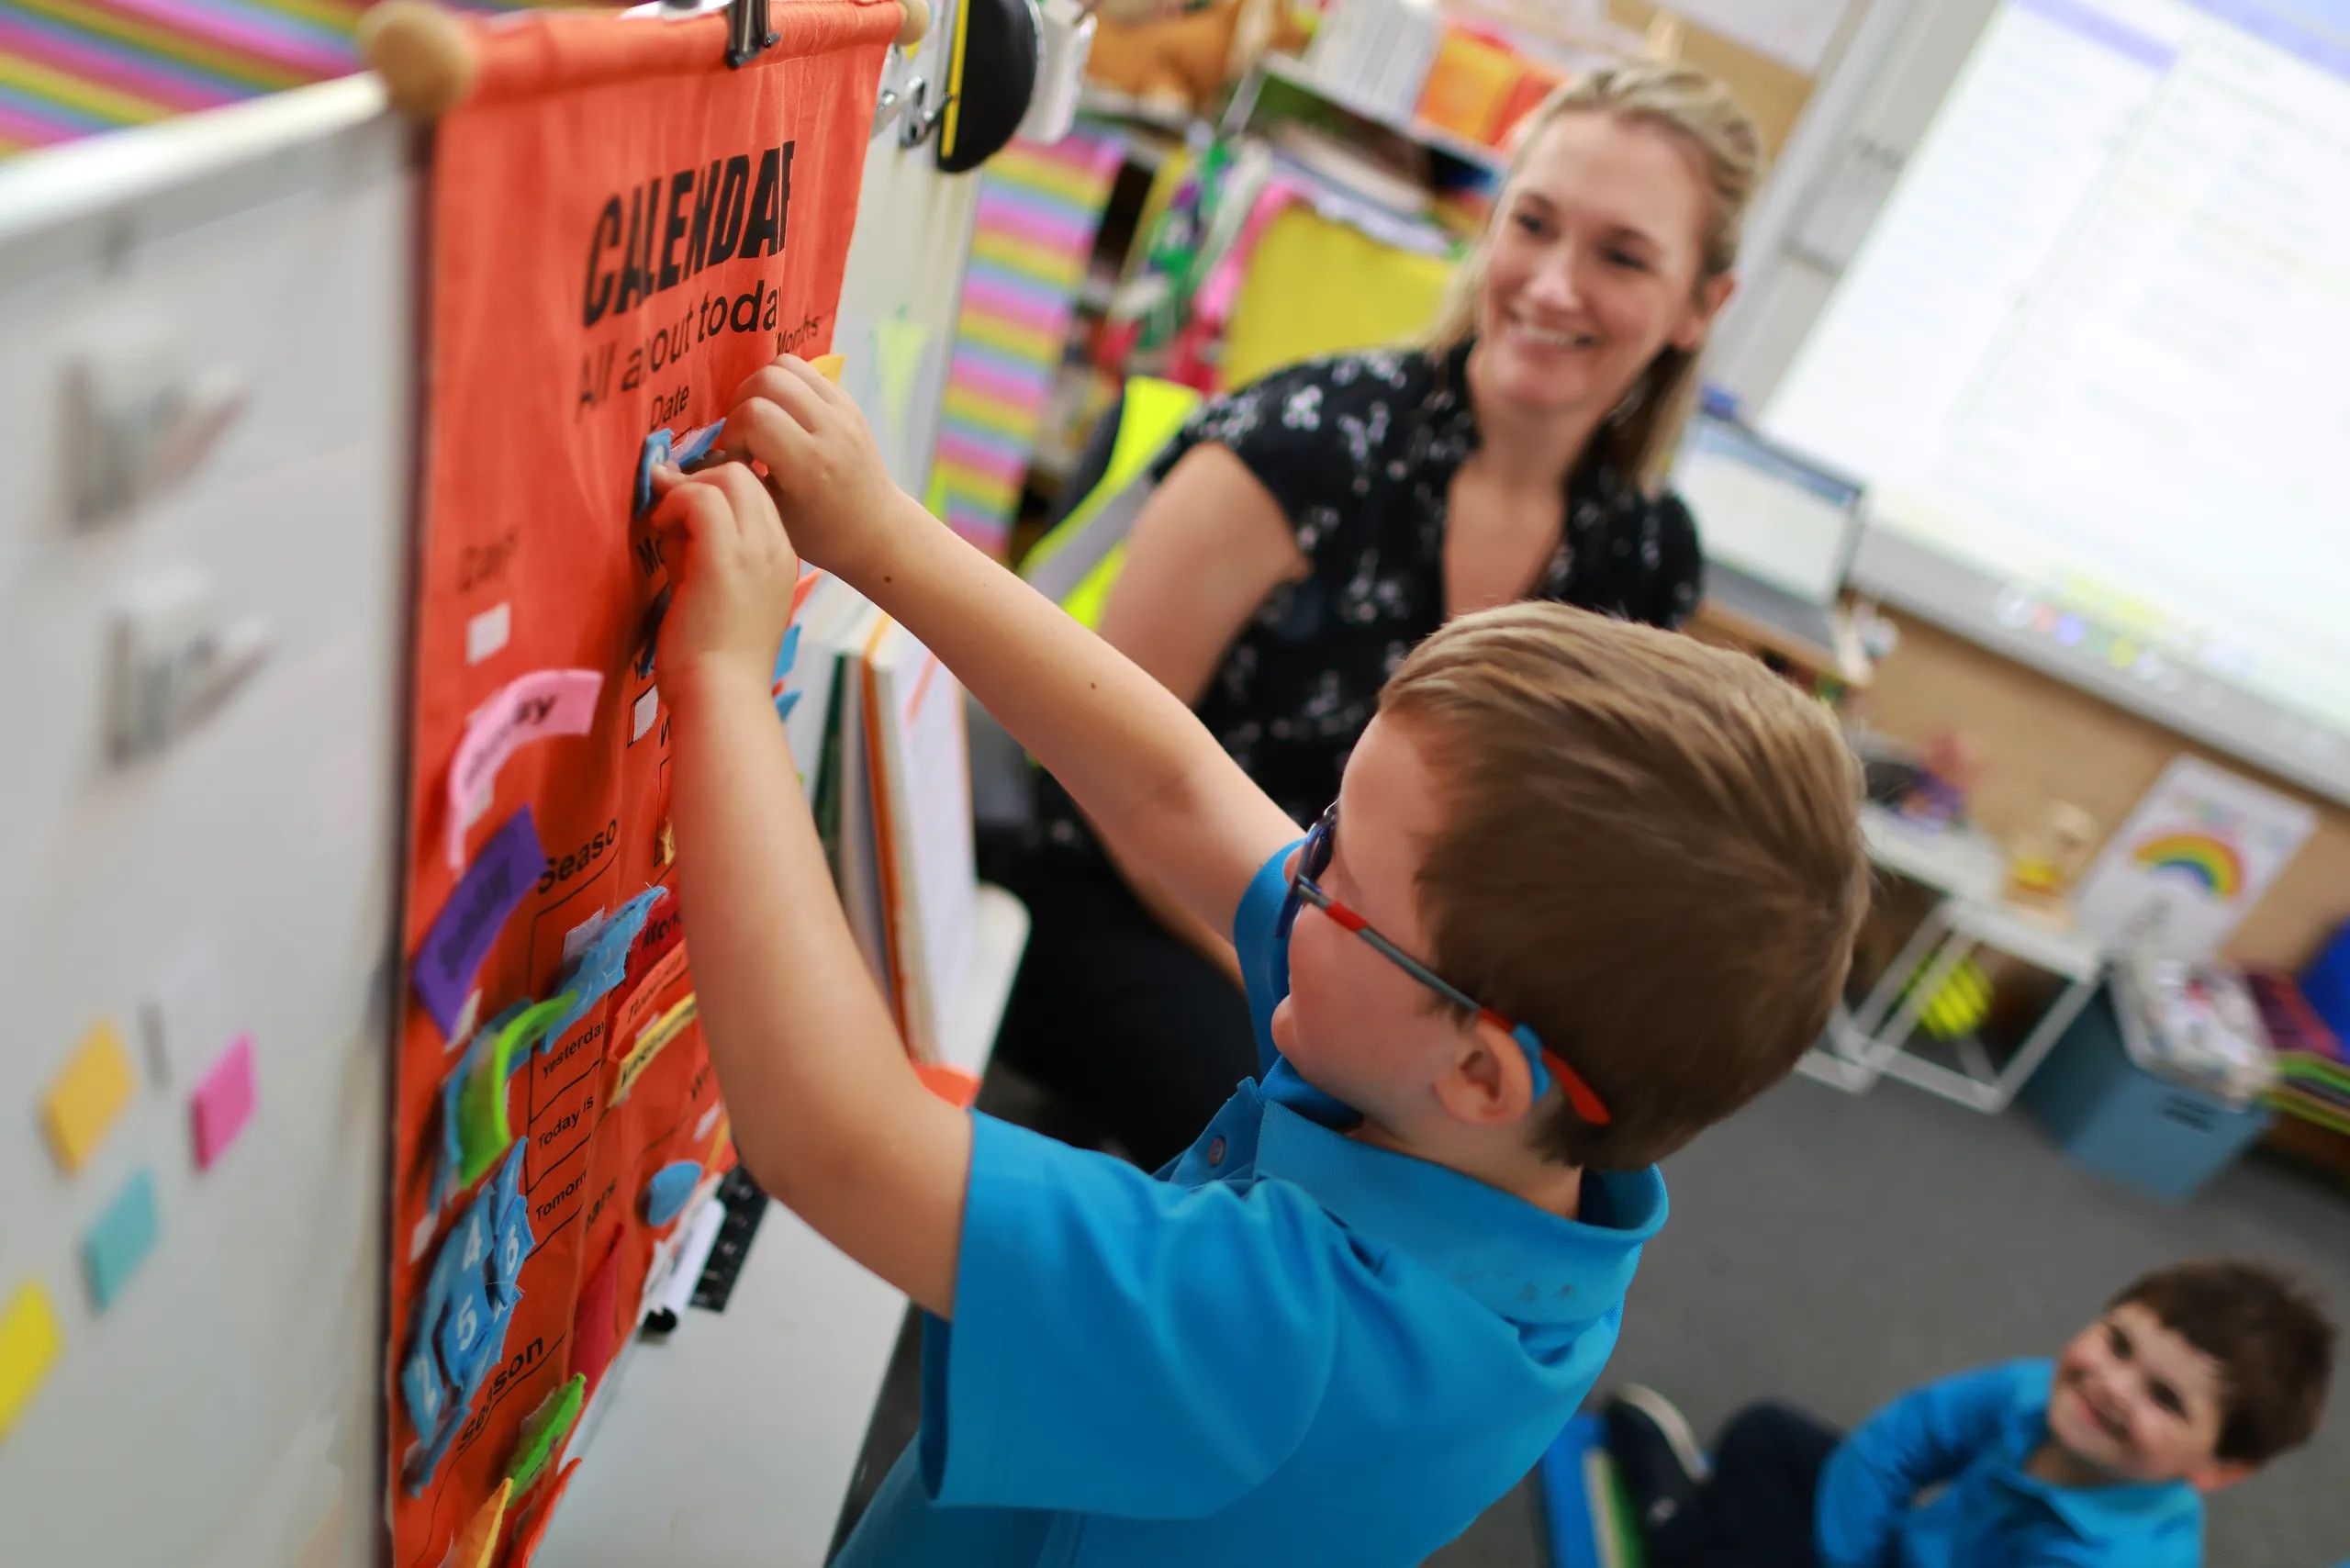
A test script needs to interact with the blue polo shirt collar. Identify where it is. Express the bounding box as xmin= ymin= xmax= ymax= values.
xmin=1988 ymin=1386 xmax=2202 ymax=1537
xmin=1249 ymin=1063 xmax=1666 ymax=1327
